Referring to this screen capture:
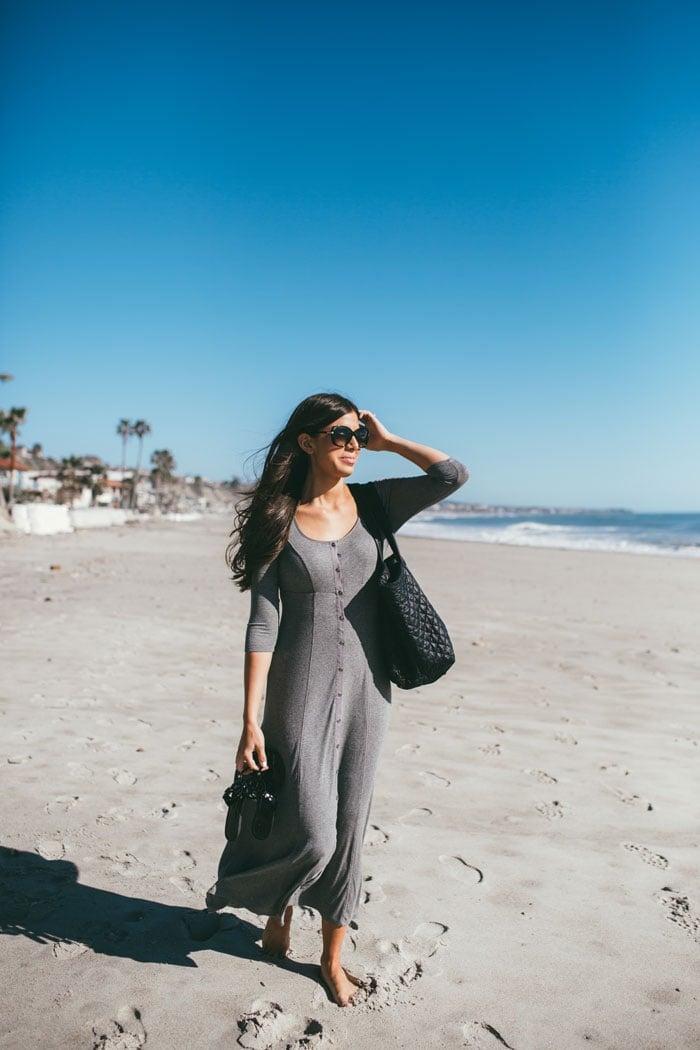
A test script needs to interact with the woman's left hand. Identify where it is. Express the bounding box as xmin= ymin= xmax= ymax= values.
xmin=358 ymin=409 xmax=394 ymax=452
